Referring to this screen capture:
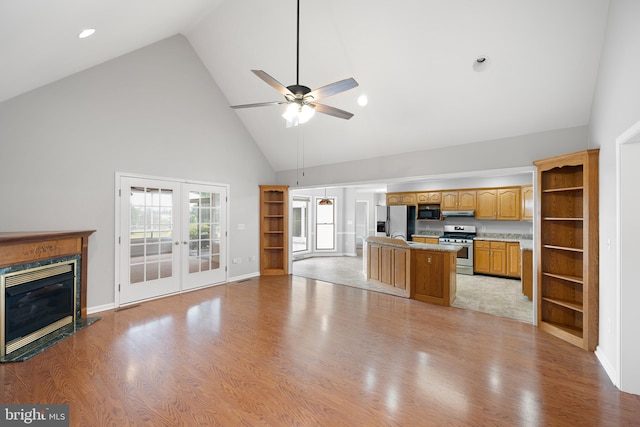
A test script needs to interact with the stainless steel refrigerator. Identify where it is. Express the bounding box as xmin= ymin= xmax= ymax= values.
xmin=375 ymin=205 xmax=416 ymax=241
